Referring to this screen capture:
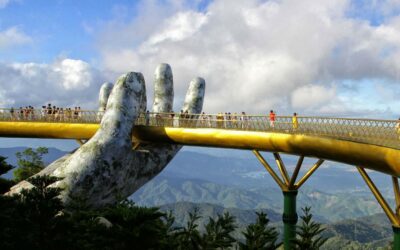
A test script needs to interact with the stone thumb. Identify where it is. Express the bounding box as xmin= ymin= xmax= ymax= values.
xmin=95 ymin=72 xmax=146 ymax=142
